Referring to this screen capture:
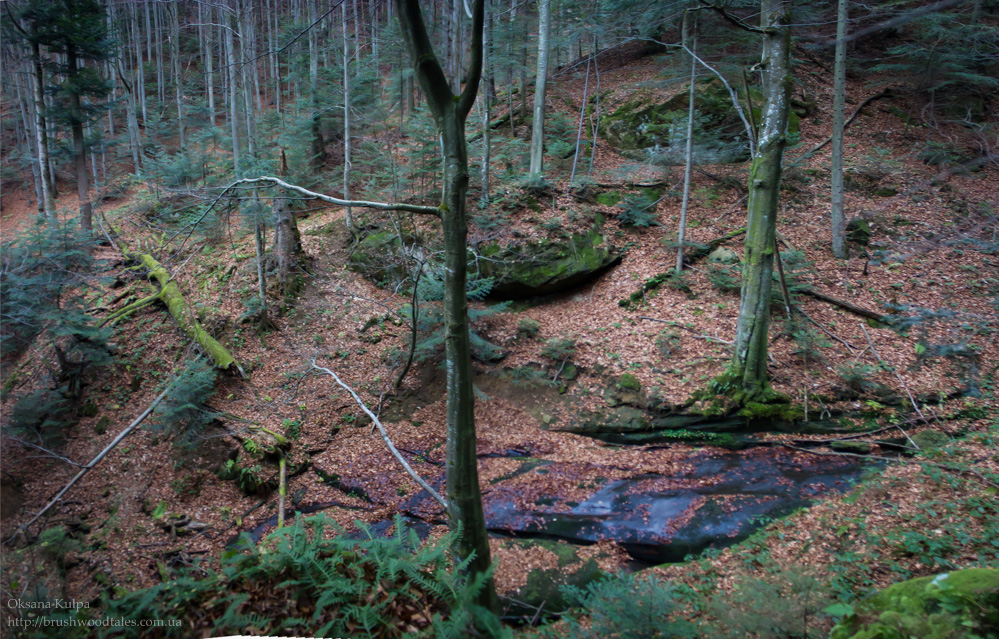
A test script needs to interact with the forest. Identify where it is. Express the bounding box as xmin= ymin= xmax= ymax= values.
xmin=0 ymin=0 xmax=997 ymax=636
